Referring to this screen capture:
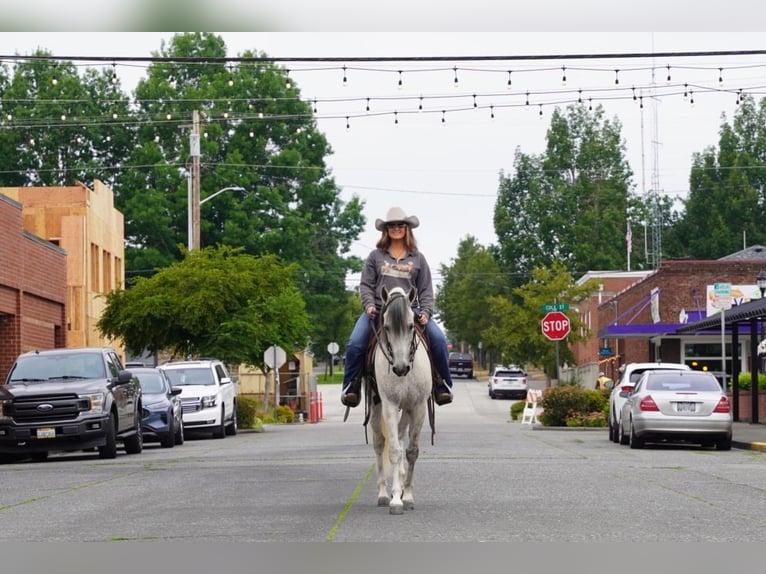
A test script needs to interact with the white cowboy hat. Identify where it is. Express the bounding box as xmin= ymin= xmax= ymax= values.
xmin=375 ymin=207 xmax=420 ymax=232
